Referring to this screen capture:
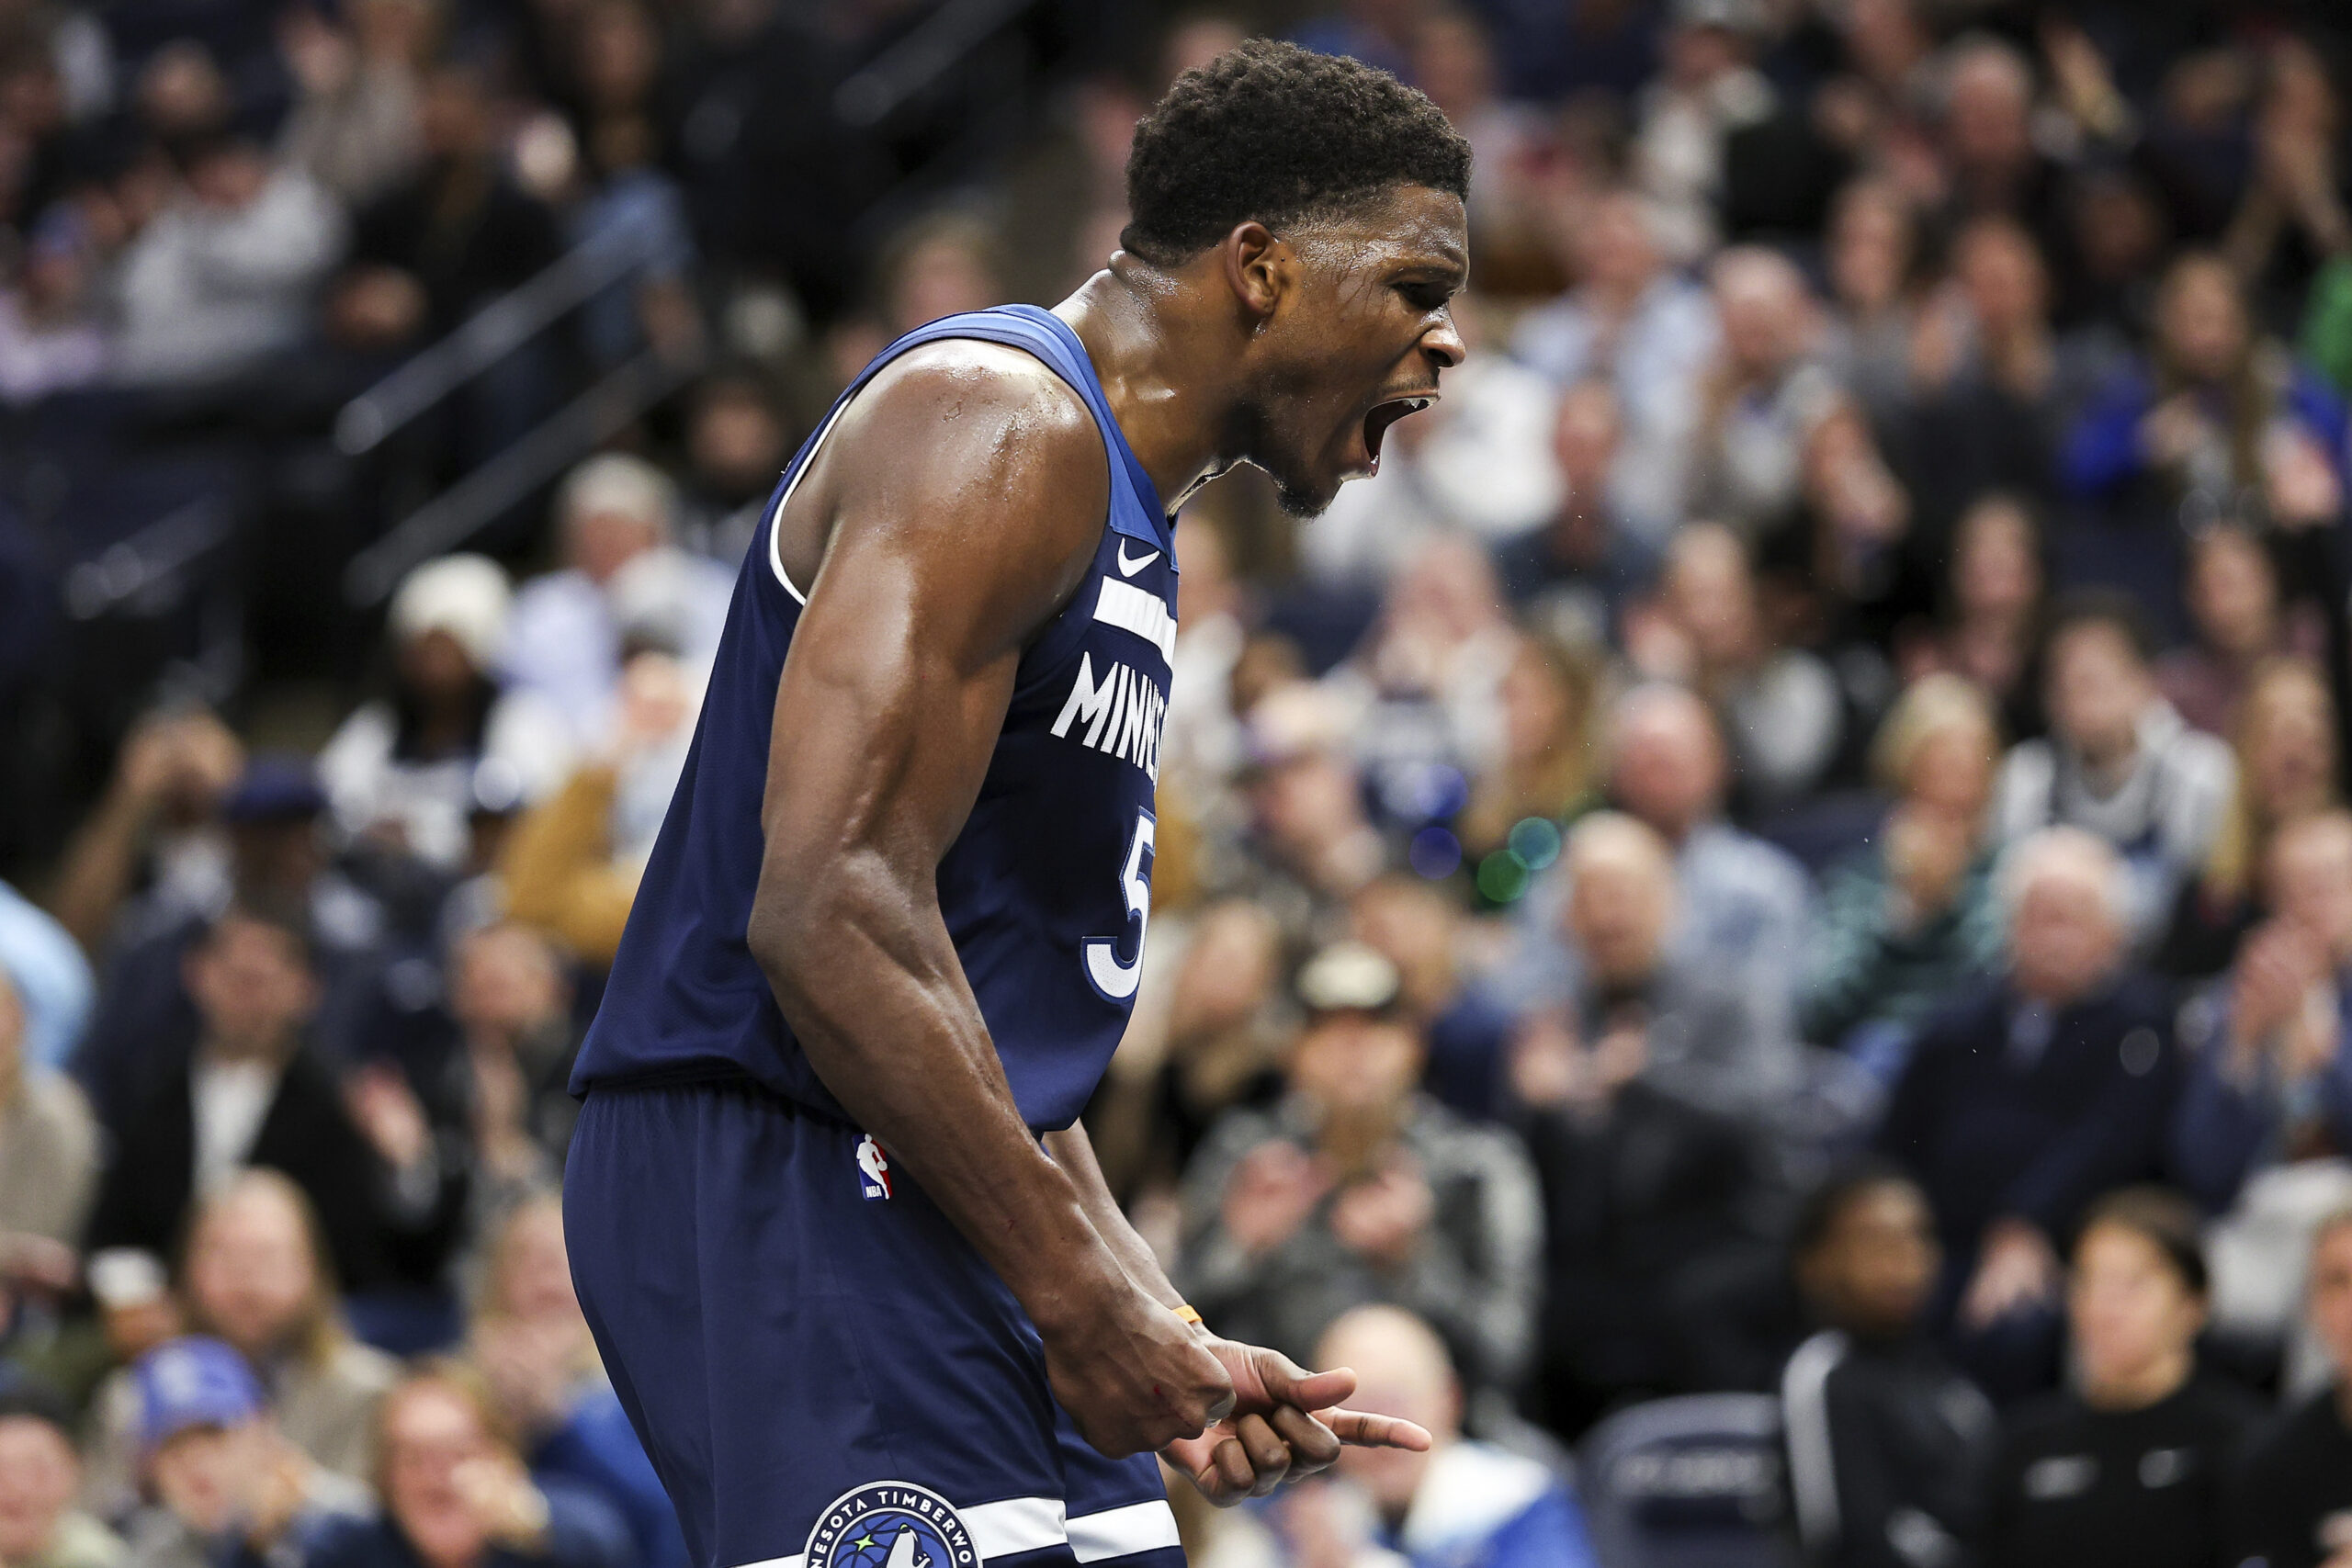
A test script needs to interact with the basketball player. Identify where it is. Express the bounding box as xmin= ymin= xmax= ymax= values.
xmin=563 ymin=39 xmax=1469 ymax=1568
